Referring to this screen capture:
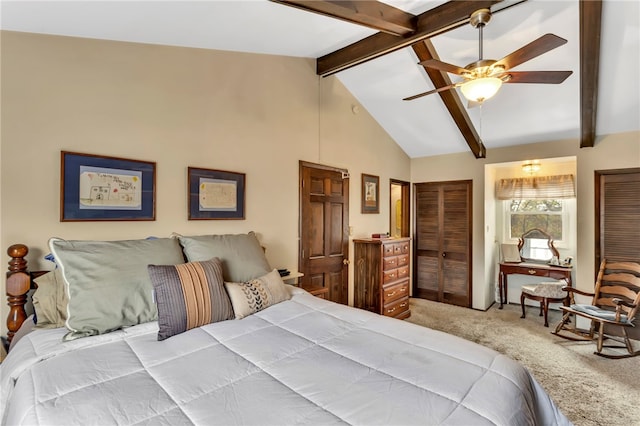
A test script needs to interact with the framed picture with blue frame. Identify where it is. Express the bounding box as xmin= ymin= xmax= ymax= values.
xmin=188 ymin=167 xmax=246 ymax=220
xmin=60 ymin=151 xmax=156 ymax=221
